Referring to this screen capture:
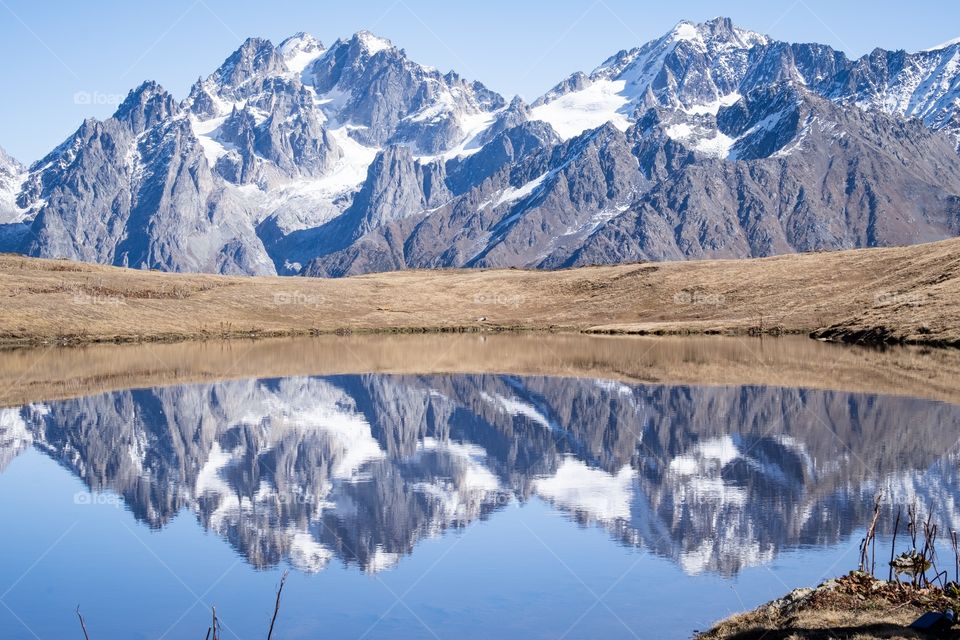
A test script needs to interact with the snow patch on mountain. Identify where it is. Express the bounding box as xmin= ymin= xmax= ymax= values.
xmin=530 ymin=79 xmax=632 ymax=140
xmin=684 ymin=92 xmax=742 ymax=116
xmin=288 ymin=530 xmax=334 ymax=572
xmin=0 ymin=148 xmax=26 ymax=223
xmin=0 ymin=406 xmax=35 ymax=451
xmin=924 ymin=37 xmax=960 ymax=53
xmin=495 ymin=172 xmax=549 ymax=206
xmin=534 ymin=458 xmax=636 ymax=522
xmin=259 ymin=385 xmax=385 ymax=479
xmin=354 ymin=30 xmax=393 ymax=55
xmin=854 ymin=47 xmax=960 ymax=125
xmin=196 ymin=441 xmax=236 ymax=501
xmin=531 ymin=18 xmax=768 ymax=140
xmin=694 ymin=131 xmax=736 ymax=157
xmin=294 ymin=126 xmax=377 ymax=193
xmin=678 ymin=537 xmax=774 ymax=576
xmin=279 ymin=32 xmax=325 ymax=74
xmin=670 ymin=435 xmax=740 ymax=475
xmin=672 ymin=21 xmax=702 ymax=43
xmin=189 ymin=114 xmax=233 ymax=165
xmin=0 ymin=407 xmax=36 ymax=471
xmin=482 ymin=391 xmax=556 ymax=430
xmin=366 ymin=547 xmax=401 ymax=573
xmin=417 ymin=437 xmax=501 ymax=495
xmin=417 ymin=109 xmax=502 ymax=161
xmin=664 ymin=120 xmax=735 ymax=159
